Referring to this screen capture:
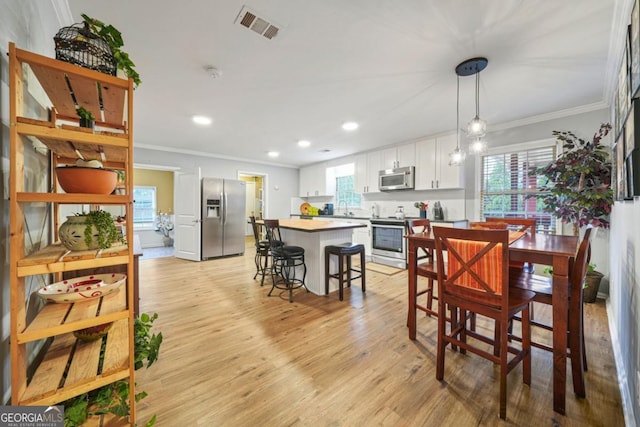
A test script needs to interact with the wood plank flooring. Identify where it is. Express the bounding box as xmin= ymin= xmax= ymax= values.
xmin=134 ymin=239 xmax=624 ymax=426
